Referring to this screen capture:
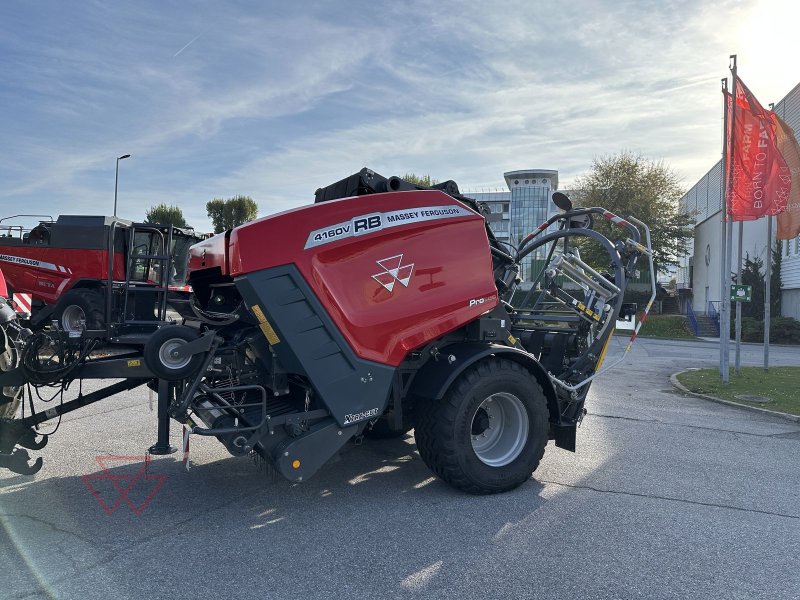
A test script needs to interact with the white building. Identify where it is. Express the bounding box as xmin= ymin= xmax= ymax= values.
xmin=677 ymin=81 xmax=800 ymax=320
